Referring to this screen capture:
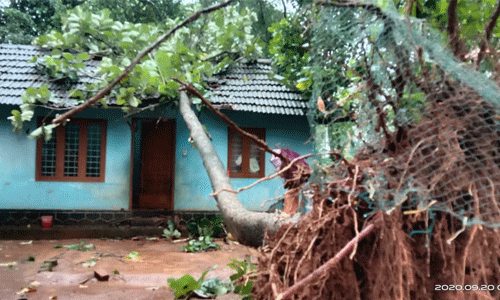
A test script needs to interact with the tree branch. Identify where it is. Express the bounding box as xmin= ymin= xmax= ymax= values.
xmin=447 ymin=0 xmax=463 ymax=58
xmin=210 ymin=153 xmax=315 ymax=197
xmin=173 ymin=78 xmax=290 ymax=163
xmin=51 ymin=0 xmax=236 ymax=126
xmin=477 ymin=0 xmax=500 ymax=66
